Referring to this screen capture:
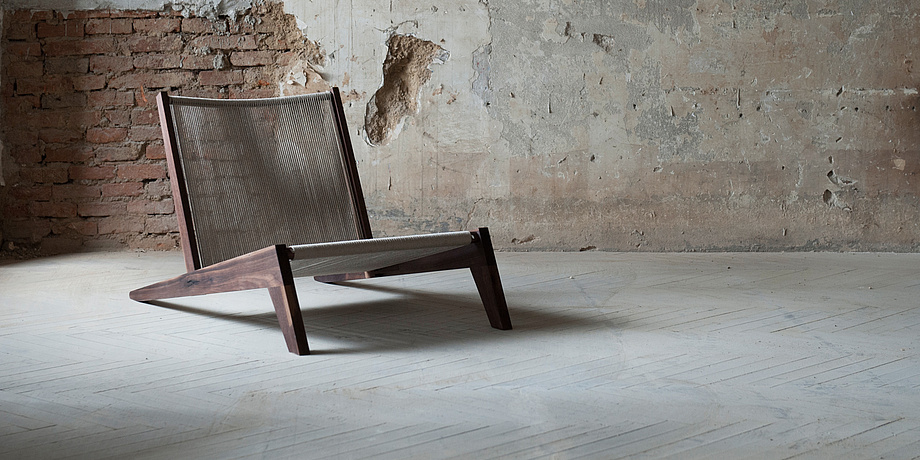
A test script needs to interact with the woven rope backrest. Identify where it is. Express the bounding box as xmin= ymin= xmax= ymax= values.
xmin=165 ymin=92 xmax=363 ymax=267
